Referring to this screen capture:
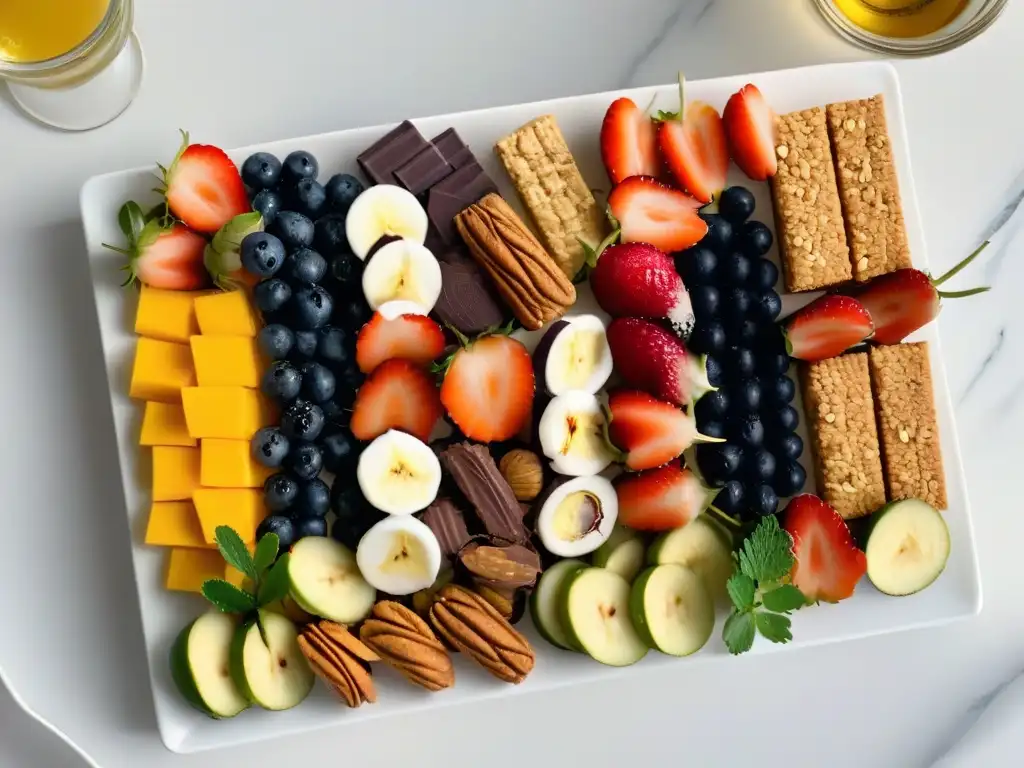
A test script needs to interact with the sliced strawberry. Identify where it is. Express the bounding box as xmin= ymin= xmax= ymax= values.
xmin=607 ymin=176 xmax=708 ymax=253
xmin=615 ymin=463 xmax=715 ymax=531
xmin=350 ymin=358 xmax=443 ymax=442
xmin=109 ymin=217 xmax=209 ymax=291
xmin=439 ymin=333 xmax=535 ymax=443
xmin=606 ymin=317 xmax=713 ymax=406
xmin=607 ymin=390 xmax=703 ymax=471
xmin=782 ymin=494 xmax=867 ymax=603
xmin=356 ymin=310 xmax=446 ymax=373
xmin=784 ymin=295 xmax=874 ymax=362
xmin=723 ymin=84 xmax=778 ymax=182
xmin=658 ymin=101 xmax=728 ymax=205
xmin=162 ymin=132 xmax=250 ymax=234
xmin=600 ymin=98 xmax=660 ymax=185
